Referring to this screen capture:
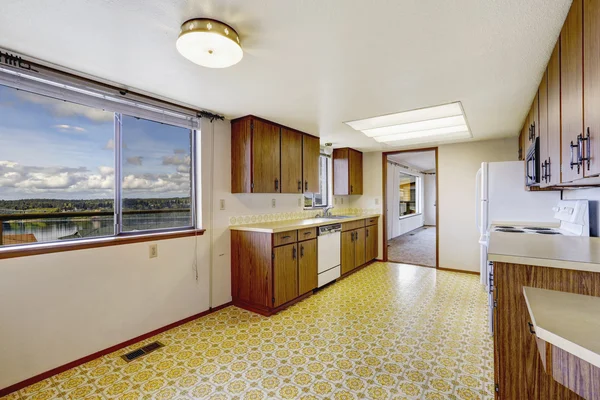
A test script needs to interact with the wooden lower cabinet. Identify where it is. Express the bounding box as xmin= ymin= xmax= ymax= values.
xmin=273 ymin=243 xmax=299 ymax=307
xmin=298 ymin=239 xmax=317 ymax=295
xmin=341 ymin=230 xmax=356 ymax=275
xmin=493 ymin=261 xmax=600 ymax=399
xmin=354 ymin=227 xmax=366 ymax=268
xmin=365 ymin=225 xmax=377 ymax=262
